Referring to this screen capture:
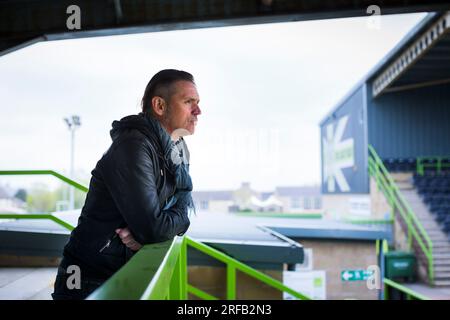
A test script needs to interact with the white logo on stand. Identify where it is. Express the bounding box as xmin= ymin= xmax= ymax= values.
xmin=323 ymin=115 xmax=354 ymax=192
